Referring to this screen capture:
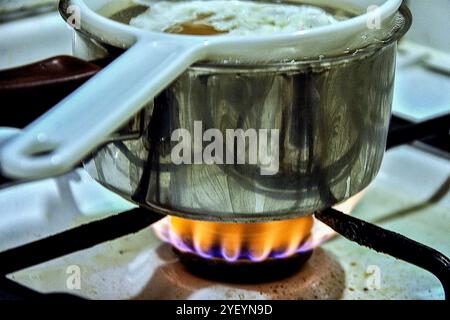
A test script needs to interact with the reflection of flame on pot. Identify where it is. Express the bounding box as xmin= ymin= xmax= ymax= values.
xmin=152 ymin=192 xmax=365 ymax=262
